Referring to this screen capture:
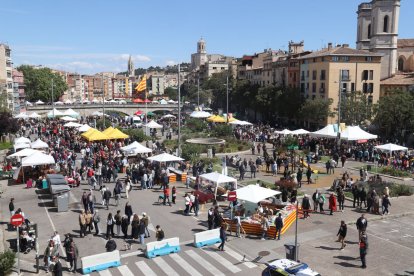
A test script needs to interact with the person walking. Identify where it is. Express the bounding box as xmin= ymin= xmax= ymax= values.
xmin=337 ymin=187 xmax=345 ymax=212
xmin=103 ymin=188 xmax=111 ymax=210
xmin=9 ymin=198 xmax=15 ymax=217
xmin=306 ymin=165 xmax=312 ymax=184
xmin=297 ymin=168 xmax=303 ymax=188
xmin=138 ymin=218 xmax=146 ymax=246
xmin=106 ymin=213 xmax=115 ymax=239
xmin=141 ymin=213 xmax=151 ymax=238
xmin=184 ymin=193 xmax=191 ymax=215
xmin=79 ymin=211 xmax=87 ymax=238
xmin=359 ymin=233 xmax=368 ymax=268
xmin=67 ymin=238 xmax=78 ymax=272
xmin=93 ymin=210 xmax=101 ymax=236
xmin=52 ymin=255 xmax=63 ymax=276
xmin=85 ymin=210 xmax=93 ymax=234
xmin=171 ymin=186 xmax=177 ymax=204
xmin=260 ymin=215 xmax=269 ymax=240
xmin=114 ymin=210 xmax=122 ymax=236
xmin=218 ymin=224 xmax=227 ymax=251
xmin=155 ymin=225 xmax=165 ymax=241
xmin=301 ymin=194 xmax=311 ymax=219
xmin=359 ymin=187 xmax=367 ymax=208
xmin=121 ymin=215 xmax=130 ymax=239
xmin=312 ymin=190 xmax=318 ymax=212
xmin=329 ymin=193 xmax=337 ymax=215
xmin=193 ymin=194 xmax=200 ymax=217
xmin=356 ymin=214 xmax=368 ymax=238
xmin=208 ymin=207 xmax=214 ymax=230
xmin=382 ymin=195 xmax=391 ymax=215
xmin=318 ymin=192 xmax=326 ymax=213
xmin=131 ymin=214 xmax=140 ymax=242
xmin=274 ymin=213 xmax=284 ymax=240
xmin=163 ymin=185 xmax=172 ymax=206
xmin=125 ymin=202 xmax=133 ymax=222
xmin=336 ymin=220 xmax=347 ymax=250
xmin=352 ymin=184 xmax=359 ymax=208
